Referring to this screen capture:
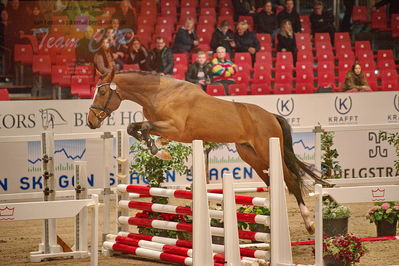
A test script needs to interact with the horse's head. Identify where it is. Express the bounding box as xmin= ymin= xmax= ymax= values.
xmin=87 ymin=69 xmax=122 ymax=129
